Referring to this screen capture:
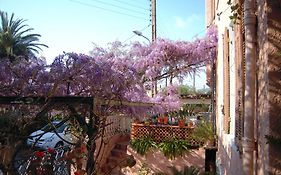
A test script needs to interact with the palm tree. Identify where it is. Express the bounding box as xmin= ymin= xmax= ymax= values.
xmin=0 ymin=11 xmax=47 ymax=61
